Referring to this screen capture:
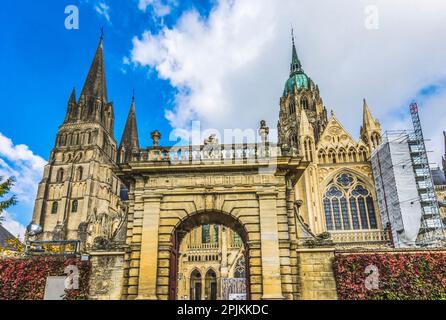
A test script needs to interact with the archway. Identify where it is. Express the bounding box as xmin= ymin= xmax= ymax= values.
xmin=169 ymin=211 xmax=250 ymax=300
xmin=189 ymin=269 xmax=202 ymax=300
xmin=205 ymin=269 xmax=217 ymax=300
